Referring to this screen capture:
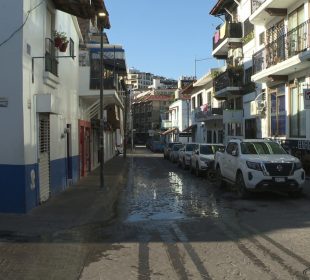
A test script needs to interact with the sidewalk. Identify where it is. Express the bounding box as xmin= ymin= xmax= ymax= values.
xmin=0 ymin=156 xmax=128 ymax=239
